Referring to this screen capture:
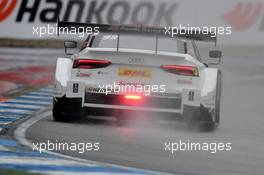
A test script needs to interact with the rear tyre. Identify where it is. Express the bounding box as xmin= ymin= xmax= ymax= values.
xmin=183 ymin=105 xmax=215 ymax=132
xmin=52 ymin=97 xmax=83 ymax=122
xmin=196 ymin=106 xmax=216 ymax=132
xmin=214 ymin=71 xmax=222 ymax=126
